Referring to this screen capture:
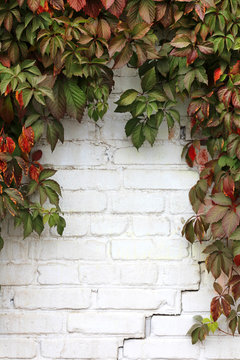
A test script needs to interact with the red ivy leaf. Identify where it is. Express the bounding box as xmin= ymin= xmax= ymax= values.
xmin=214 ymin=67 xmax=222 ymax=83
xmin=211 ymin=296 xmax=222 ymax=321
xmin=83 ymin=0 xmax=103 ymax=17
xmin=223 ymin=175 xmax=235 ymax=199
xmin=188 ymin=144 xmax=196 ymax=162
xmin=32 ymin=150 xmax=42 ymax=162
xmin=108 ymin=0 xmax=126 ymax=17
xmin=67 ymin=0 xmax=86 ymax=11
xmin=101 ymin=0 xmax=114 ymax=9
xmin=234 ymin=254 xmax=240 ymax=266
